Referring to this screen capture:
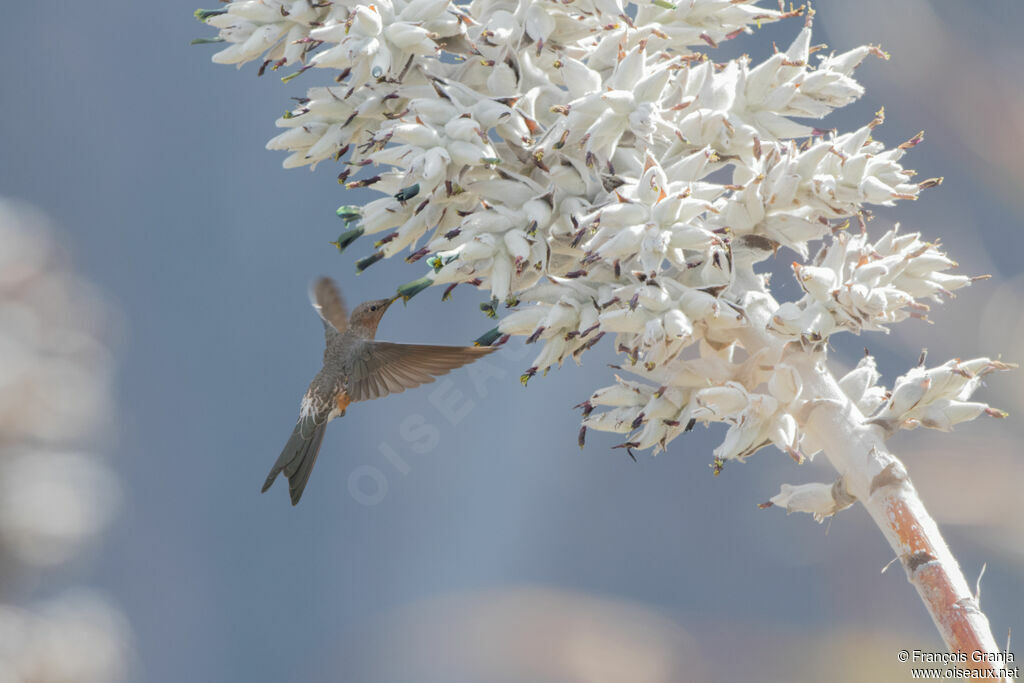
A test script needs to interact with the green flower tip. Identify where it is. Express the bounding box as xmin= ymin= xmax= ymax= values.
xmin=427 ymin=254 xmax=457 ymax=273
xmin=394 ymin=184 xmax=420 ymax=202
xmin=194 ymin=8 xmax=227 ymax=21
xmin=474 ymin=327 xmax=502 ymax=347
xmin=479 ymin=298 xmax=498 ymax=319
xmin=281 ymin=65 xmax=310 ymax=84
xmin=651 ymin=0 xmax=677 ymax=9
xmin=396 ymin=276 xmax=434 ymax=302
xmin=335 ymin=205 xmax=362 ymax=223
xmin=190 ymin=37 xmax=225 ymax=45
xmin=330 ymin=225 xmax=364 ymax=253
xmin=355 ymin=251 xmax=384 ymax=273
